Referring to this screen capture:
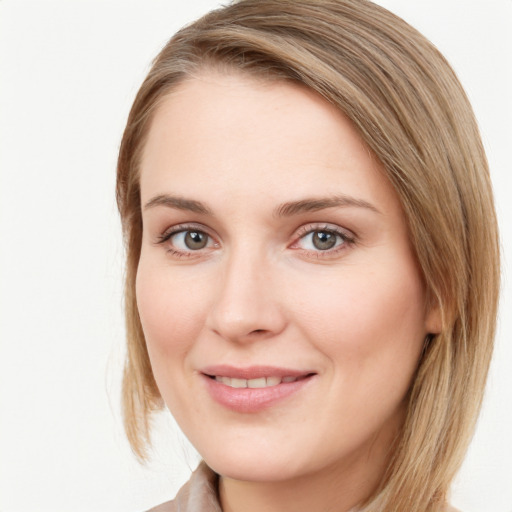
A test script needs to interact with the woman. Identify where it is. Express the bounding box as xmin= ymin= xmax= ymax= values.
xmin=116 ymin=1 xmax=500 ymax=511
